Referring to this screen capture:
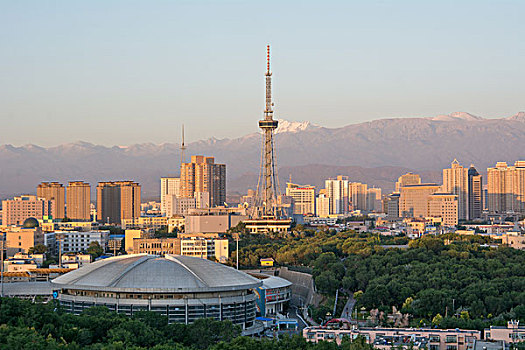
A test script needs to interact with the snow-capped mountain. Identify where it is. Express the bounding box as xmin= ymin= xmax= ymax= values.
xmin=1 ymin=112 xmax=524 ymax=199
